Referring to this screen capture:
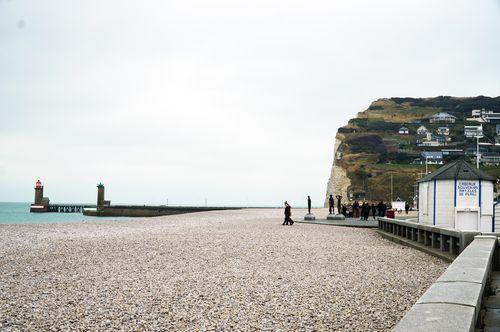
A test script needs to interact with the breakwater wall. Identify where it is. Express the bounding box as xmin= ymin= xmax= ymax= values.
xmin=83 ymin=206 xmax=242 ymax=217
xmin=377 ymin=218 xmax=500 ymax=331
